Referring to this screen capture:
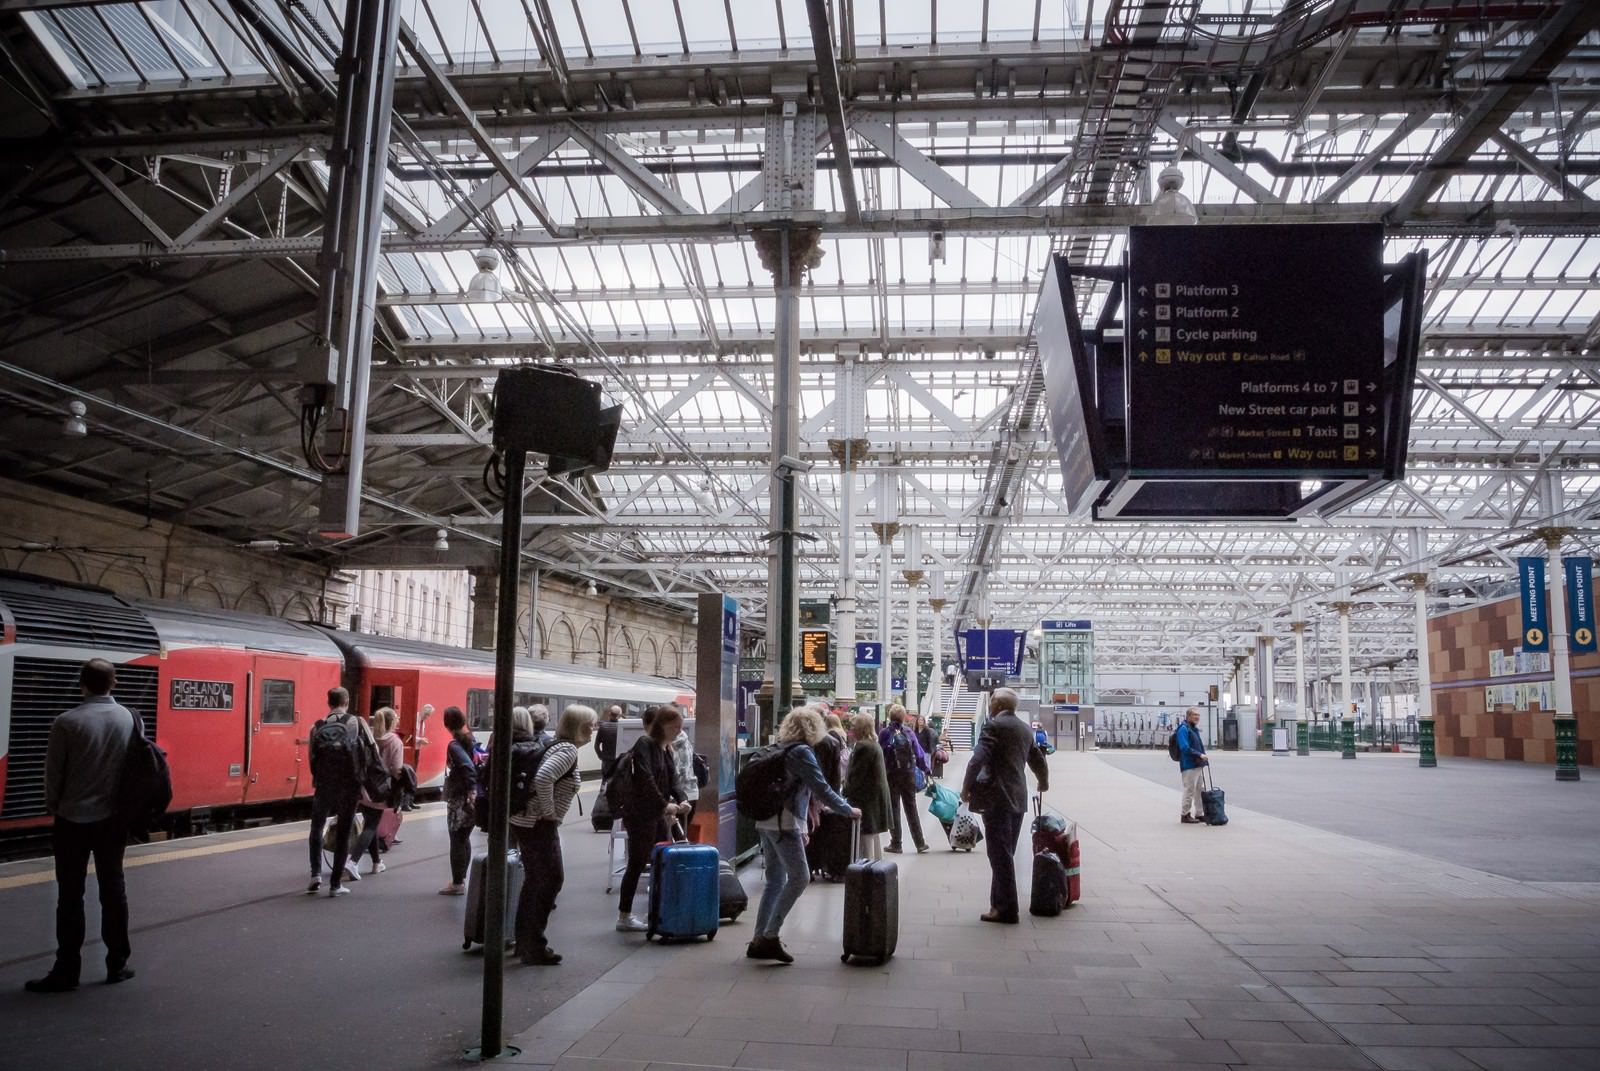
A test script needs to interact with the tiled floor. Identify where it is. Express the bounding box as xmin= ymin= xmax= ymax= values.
xmin=504 ymin=751 xmax=1600 ymax=1071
